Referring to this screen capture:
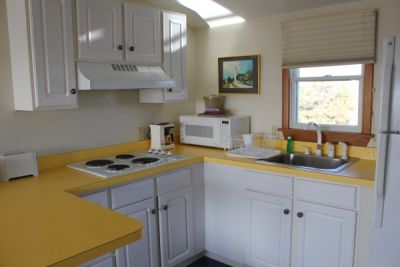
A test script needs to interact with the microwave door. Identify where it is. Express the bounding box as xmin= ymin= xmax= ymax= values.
xmin=181 ymin=119 xmax=221 ymax=147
